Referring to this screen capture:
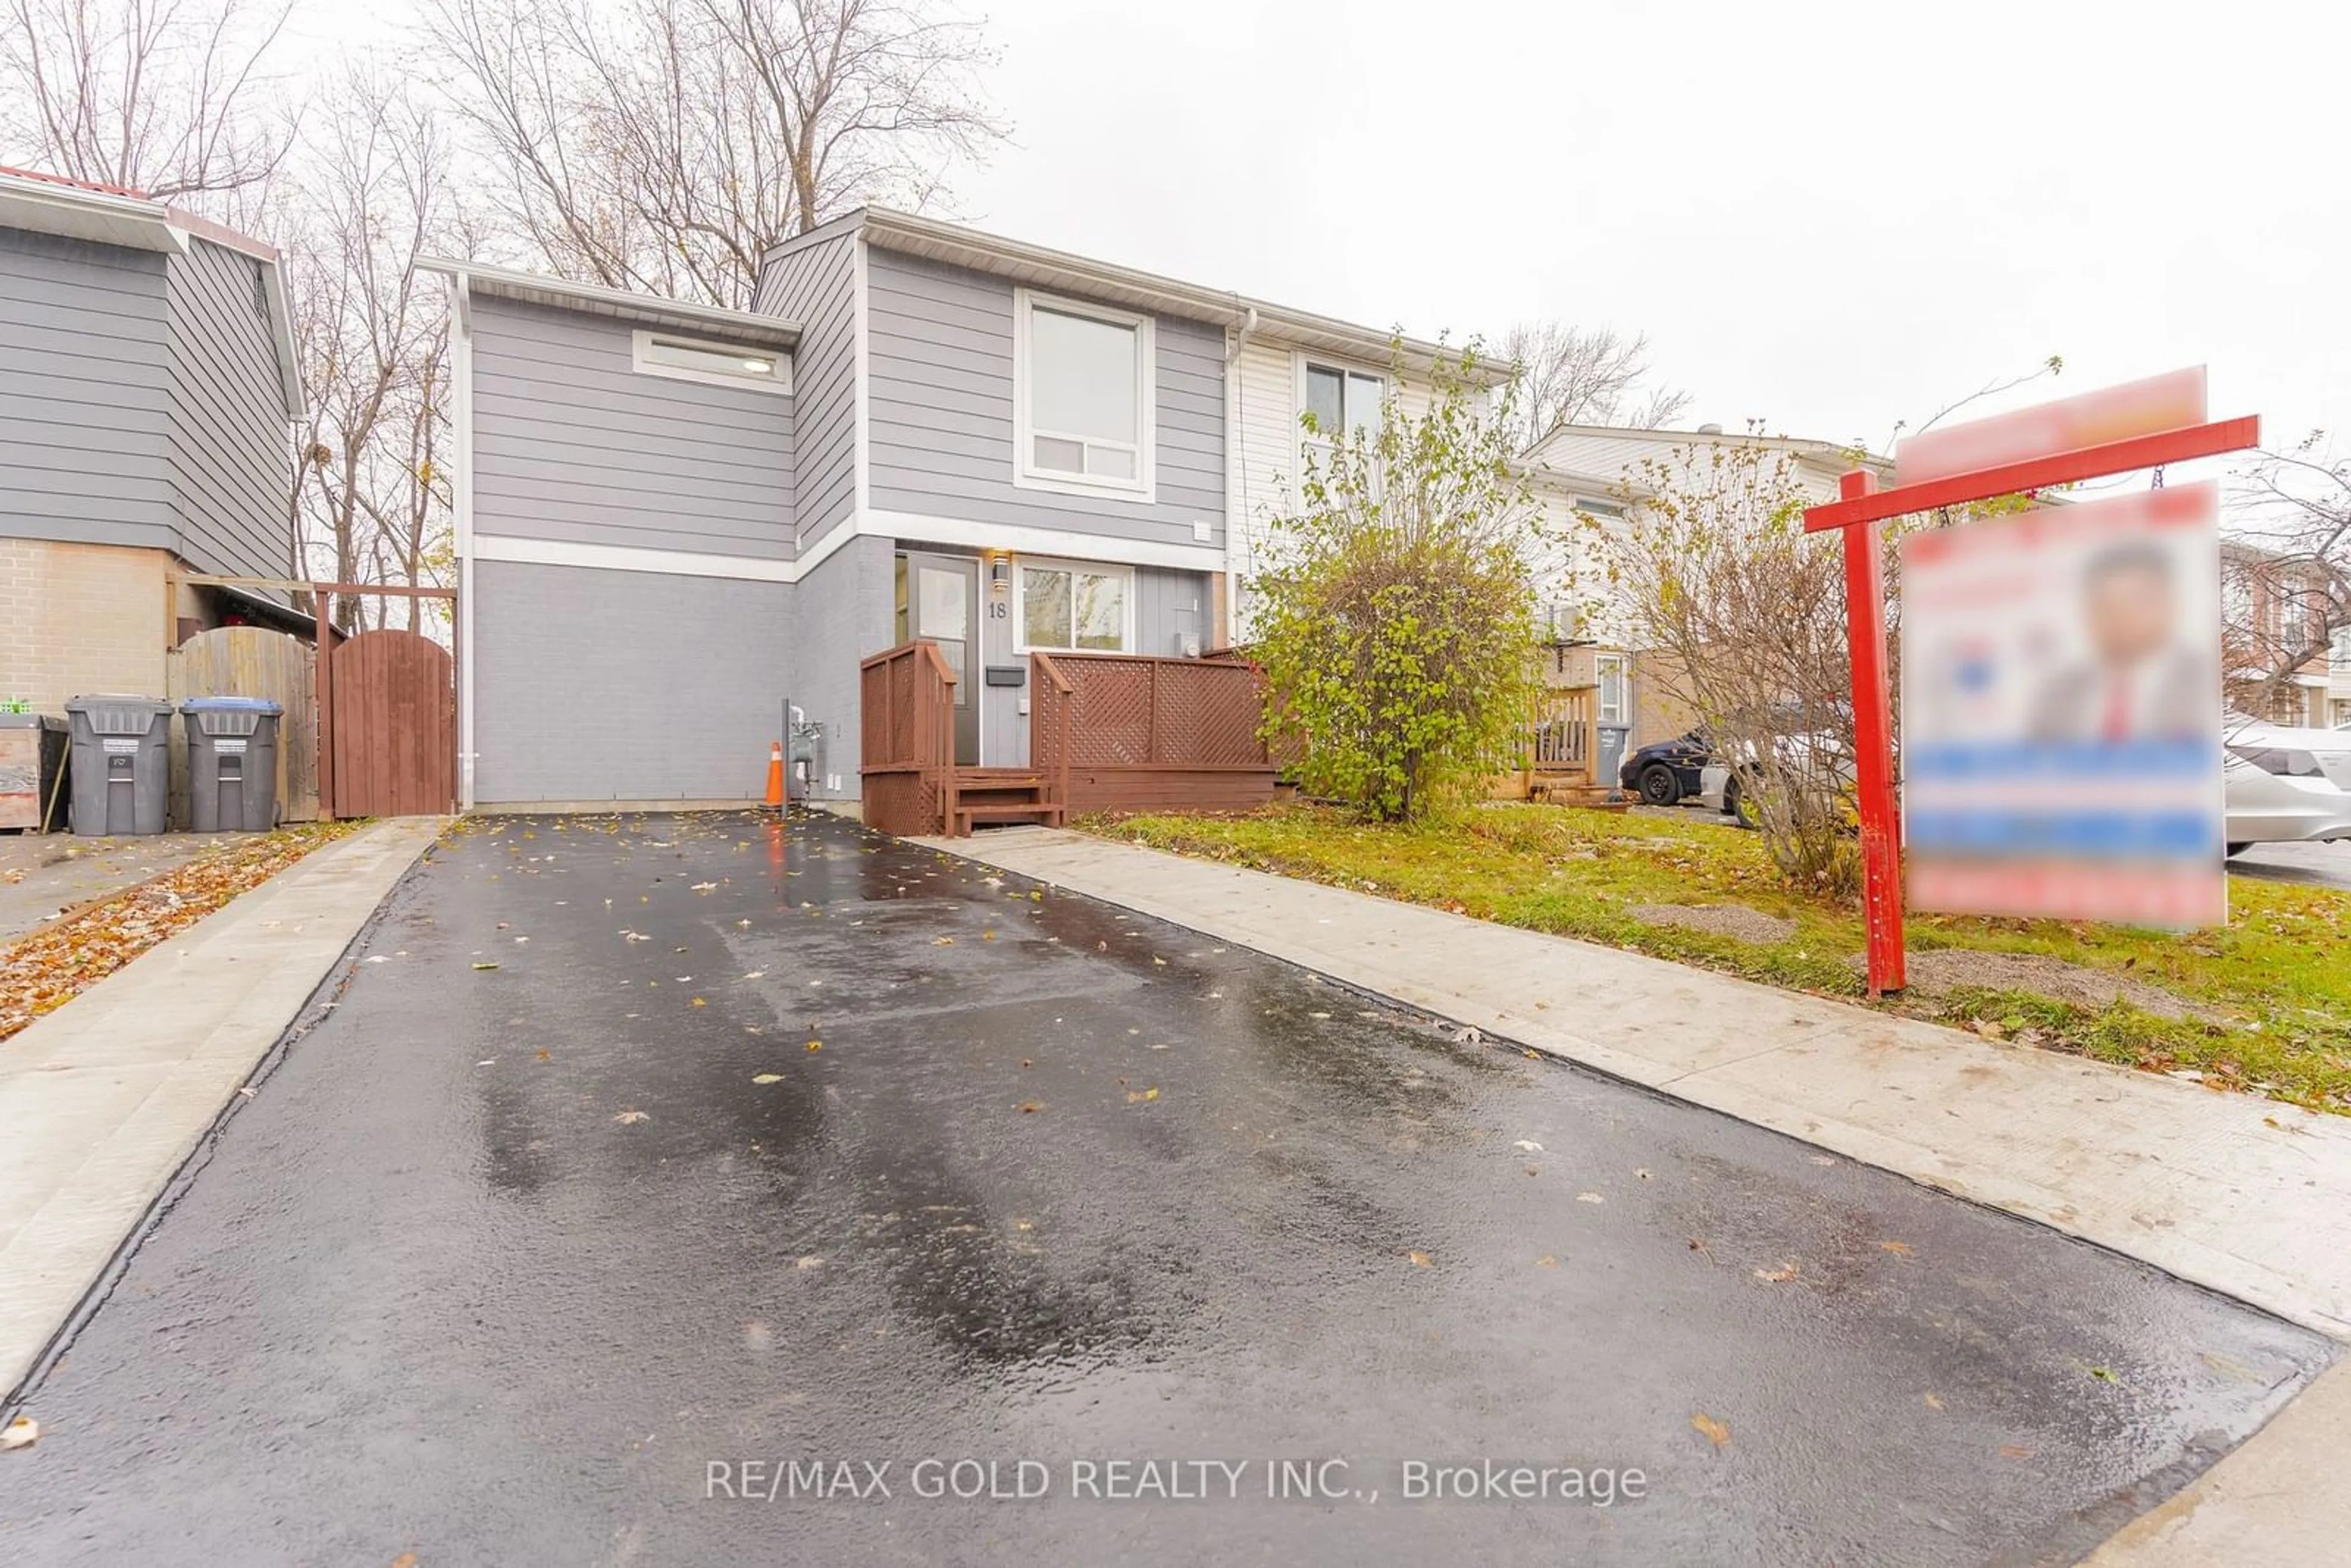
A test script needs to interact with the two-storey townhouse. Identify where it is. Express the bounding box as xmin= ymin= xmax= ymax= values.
xmin=433 ymin=208 xmax=1483 ymax=812
xmin=0 ymin=167 xmax=307 ymax=715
